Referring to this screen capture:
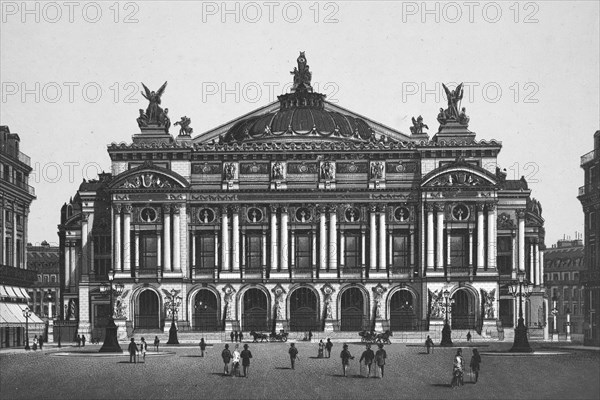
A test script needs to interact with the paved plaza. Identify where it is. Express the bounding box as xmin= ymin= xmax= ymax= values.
xmin=1 ymin=341 xmax=598 ymax=399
